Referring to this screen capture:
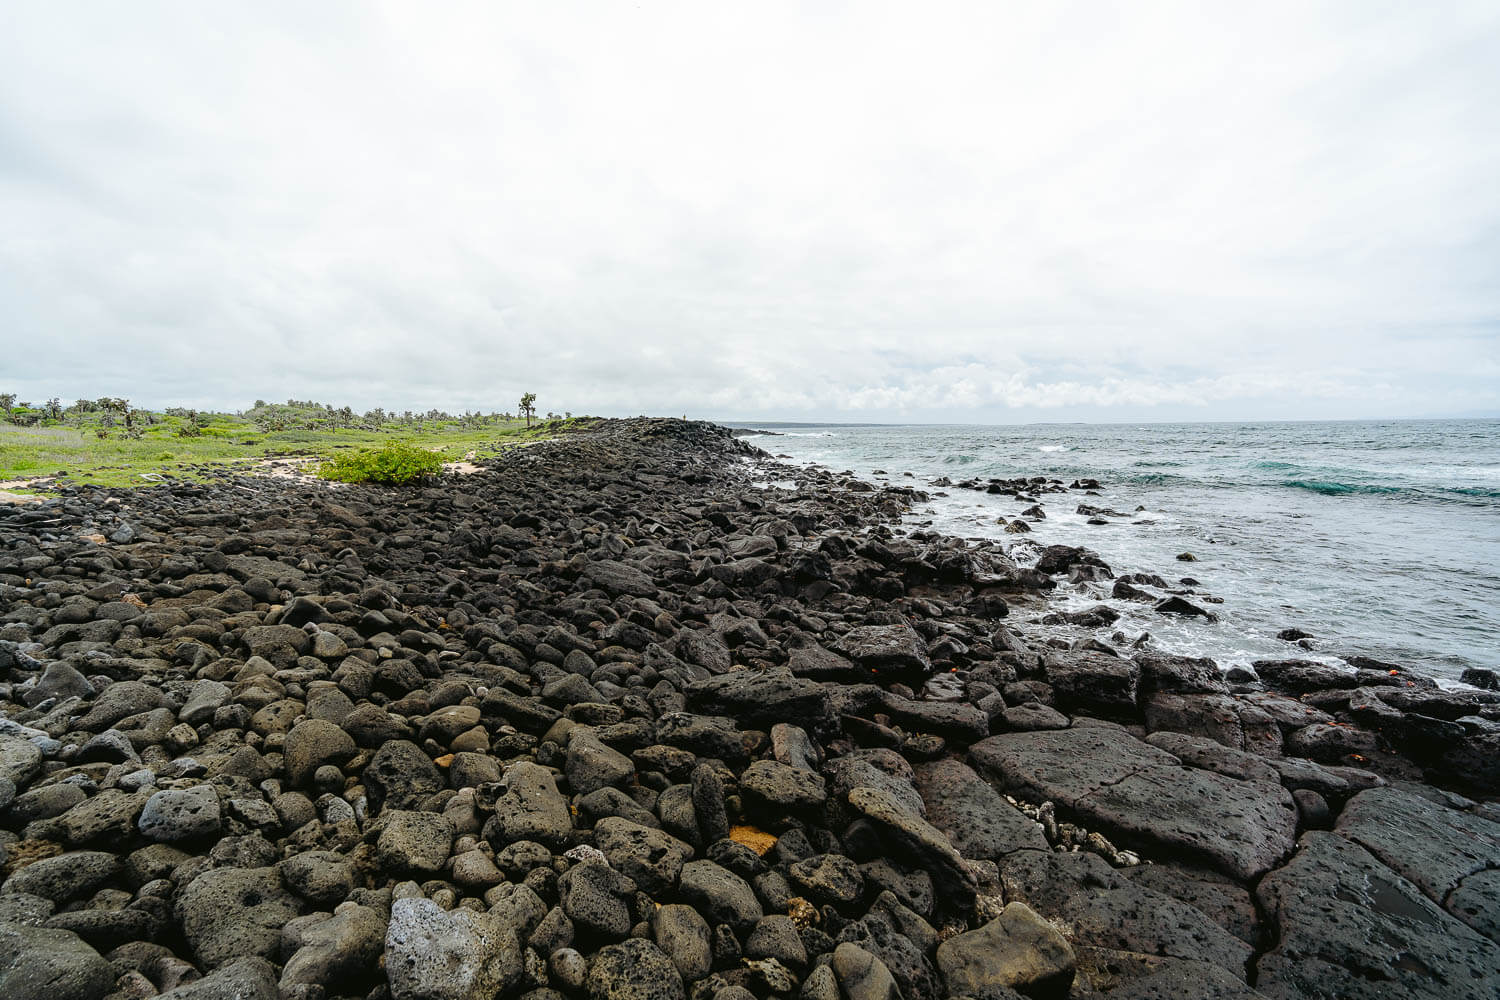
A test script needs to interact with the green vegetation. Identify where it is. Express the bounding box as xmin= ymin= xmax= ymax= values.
xmin=0 ymin=395 xmax=594 ymax=492
xmin=317 ymin=441 xmax=447 ymax=485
